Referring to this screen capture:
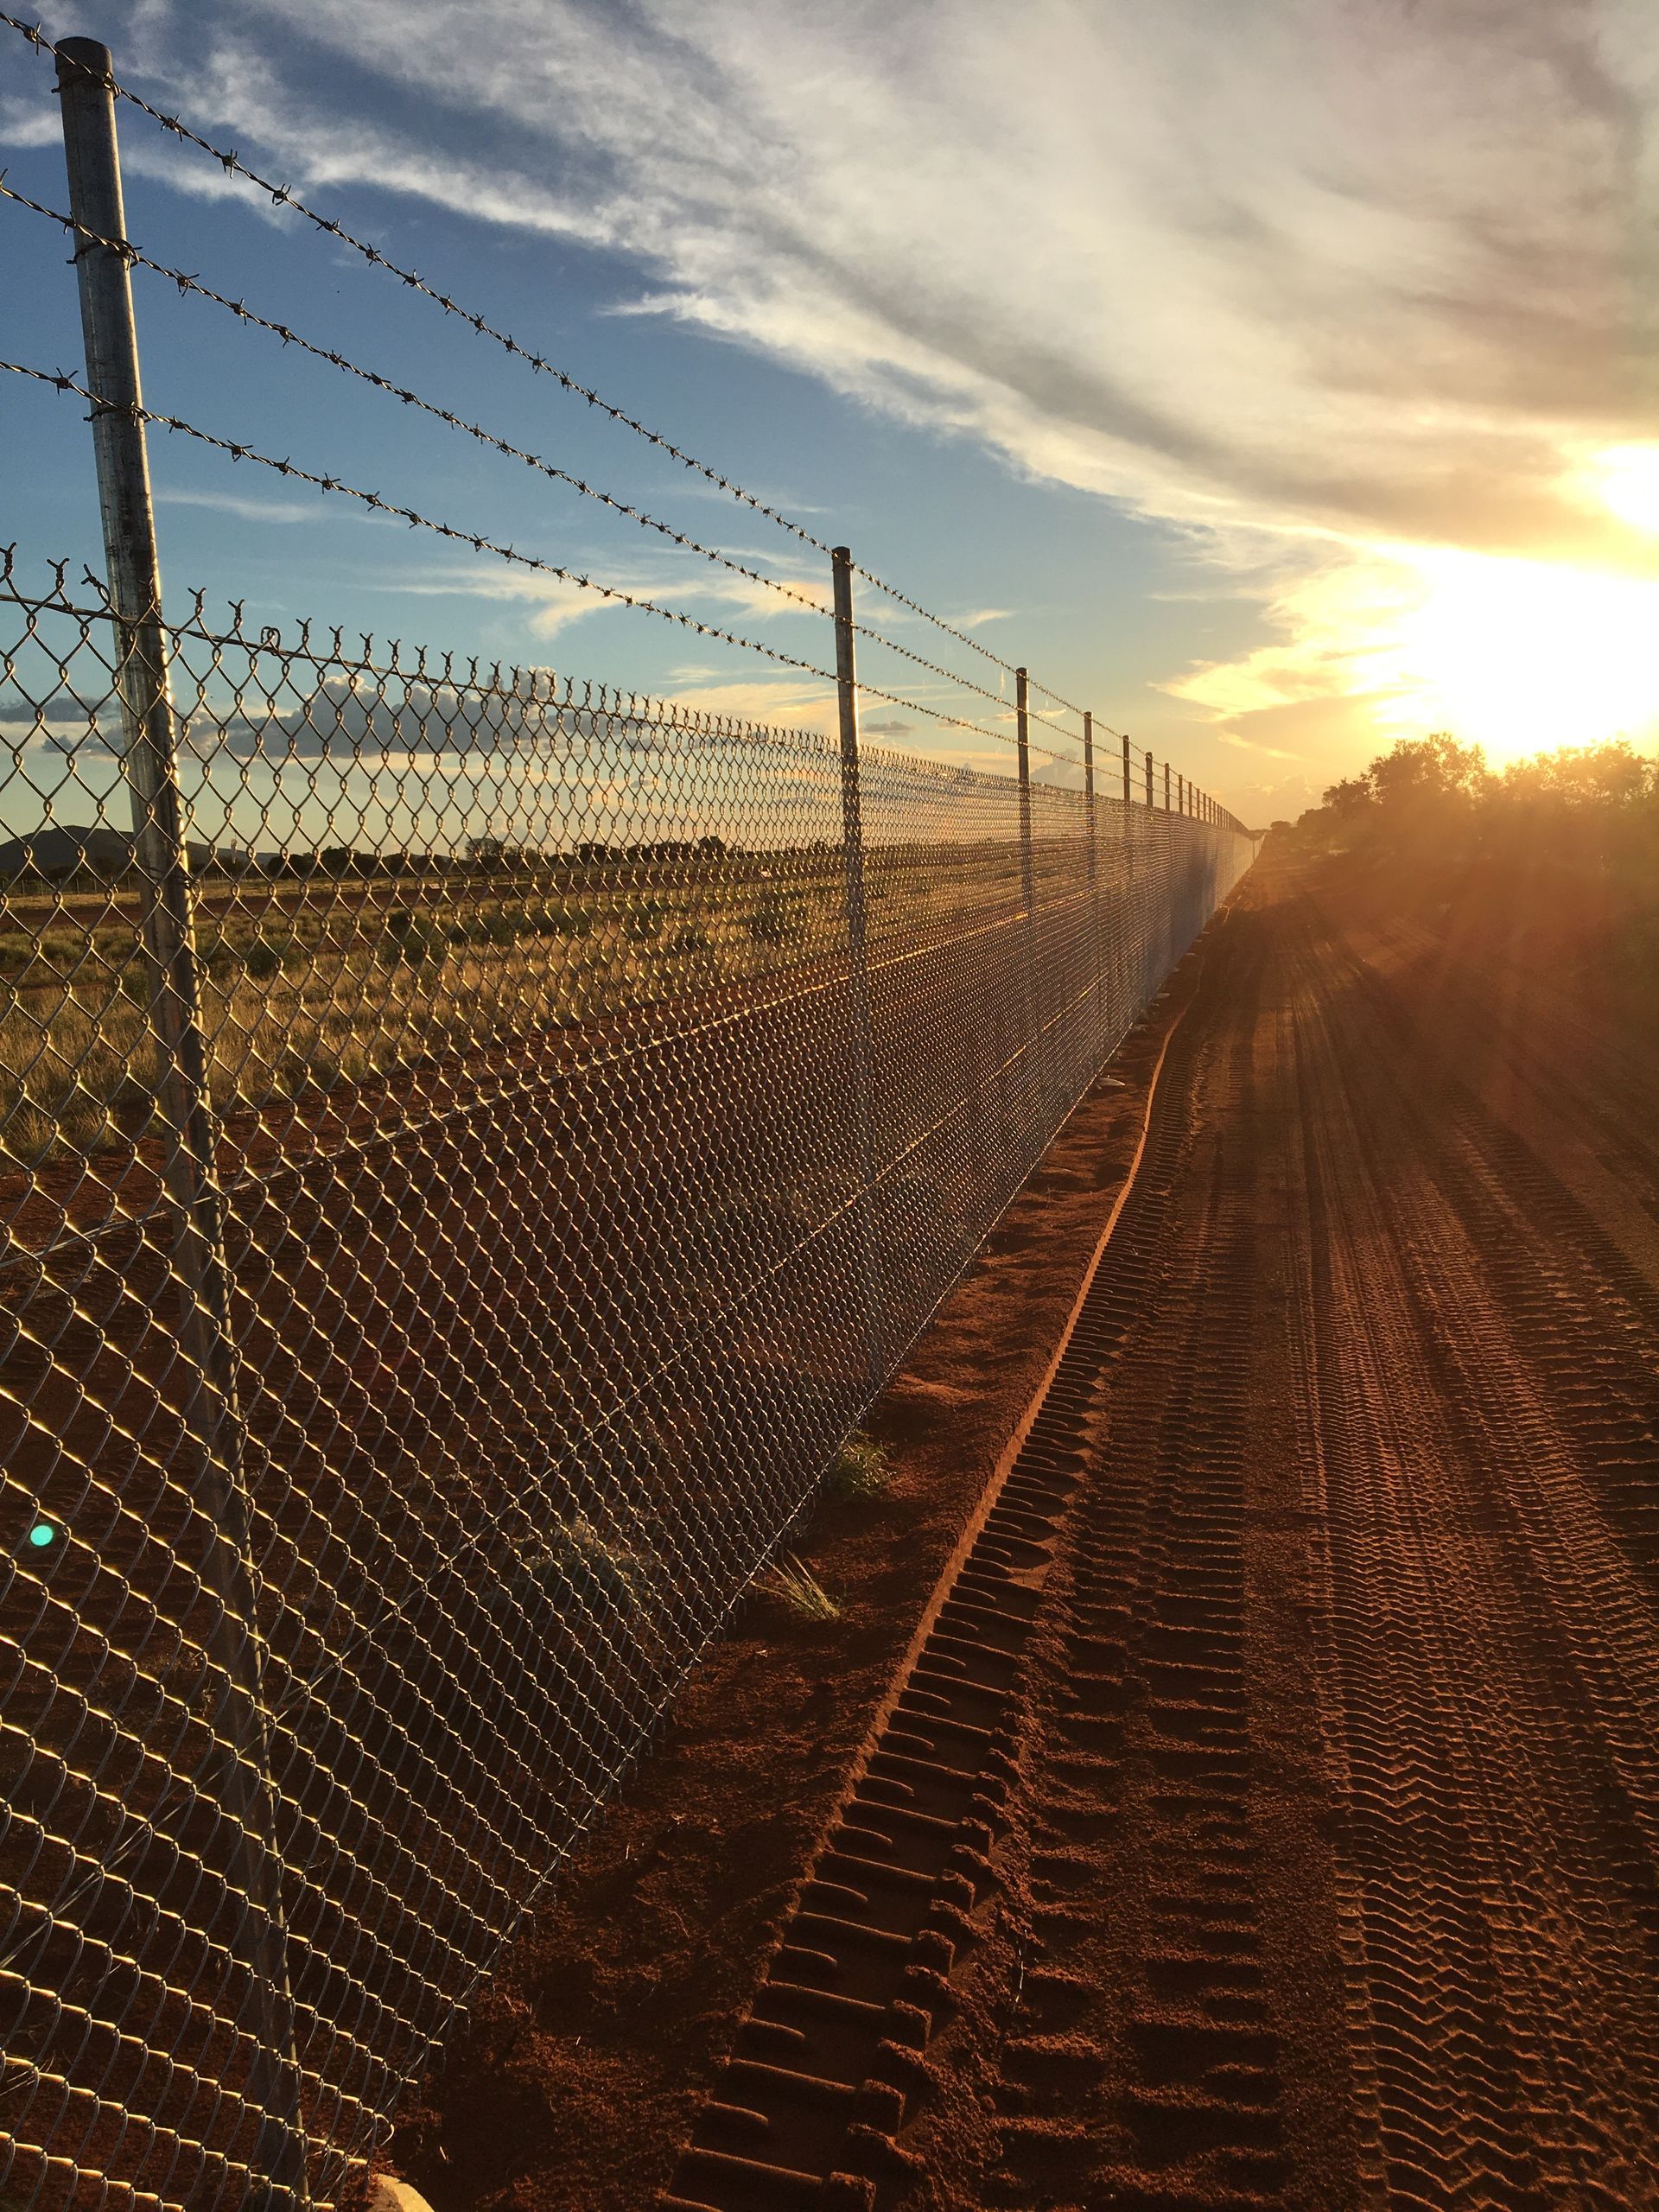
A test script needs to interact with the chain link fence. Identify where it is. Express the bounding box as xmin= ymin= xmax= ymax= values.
xmin=0 ymin=550 xmax=1254 ymax=2209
